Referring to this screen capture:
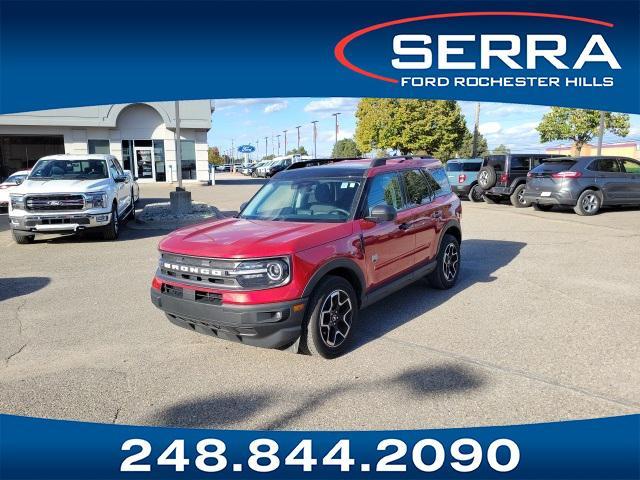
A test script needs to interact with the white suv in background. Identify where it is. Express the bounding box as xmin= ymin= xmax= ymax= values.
xmin=8 ymin=154 xmax=138 ymax=244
